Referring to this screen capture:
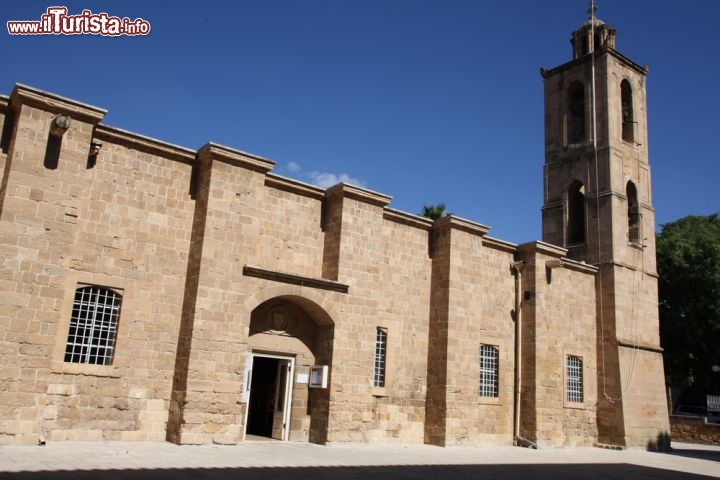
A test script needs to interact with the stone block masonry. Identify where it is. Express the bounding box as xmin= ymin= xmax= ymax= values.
xmin=0 ymin=11 xmax=671 ymax=448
